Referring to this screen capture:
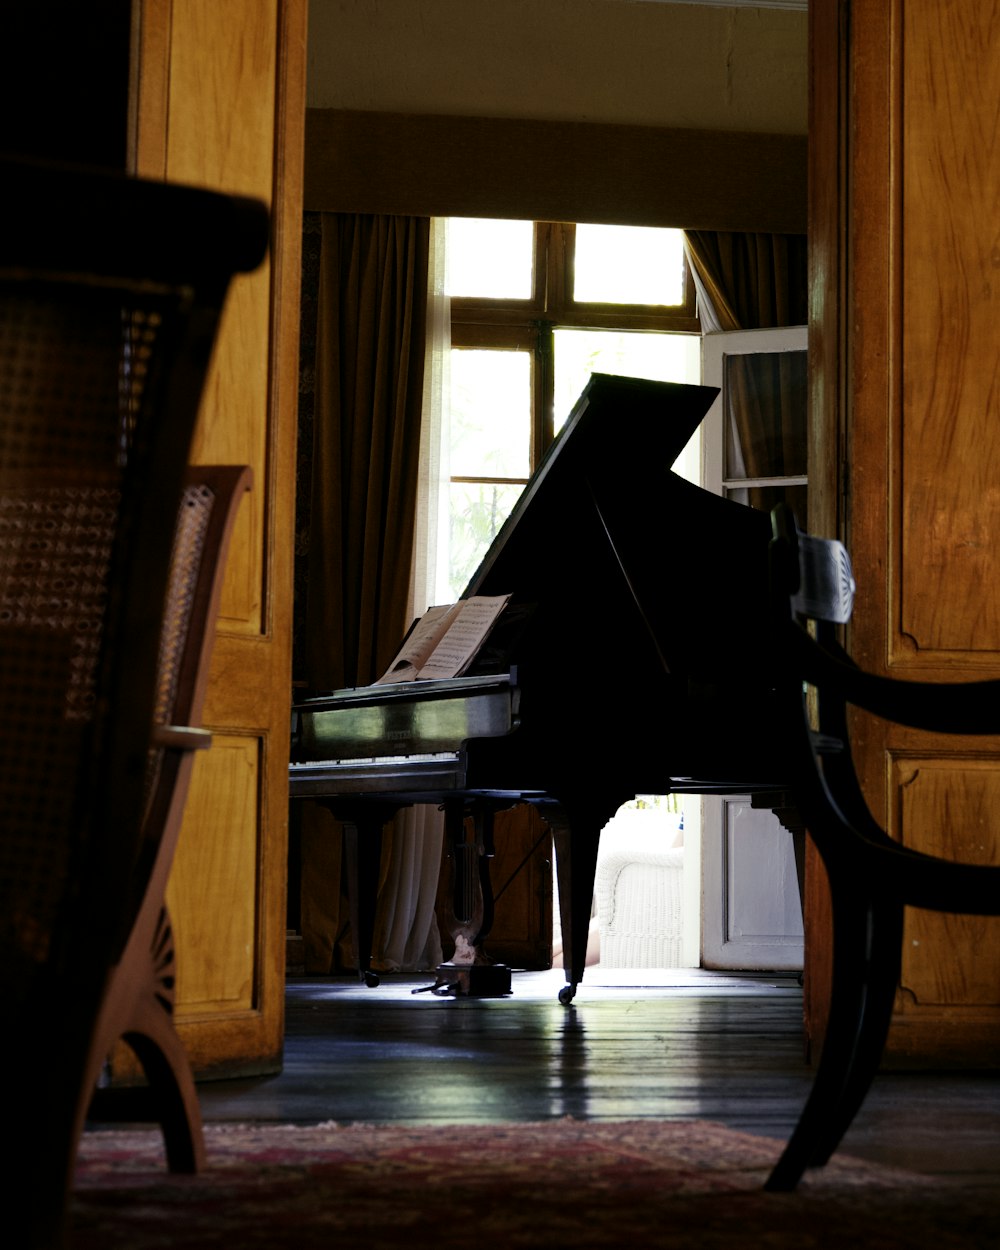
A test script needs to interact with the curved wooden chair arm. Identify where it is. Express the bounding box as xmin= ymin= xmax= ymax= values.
xmin=151 ymin=725 xmax=213 ymax=752
xmin=764 ymin=502 xmax=1000 ymax=1192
